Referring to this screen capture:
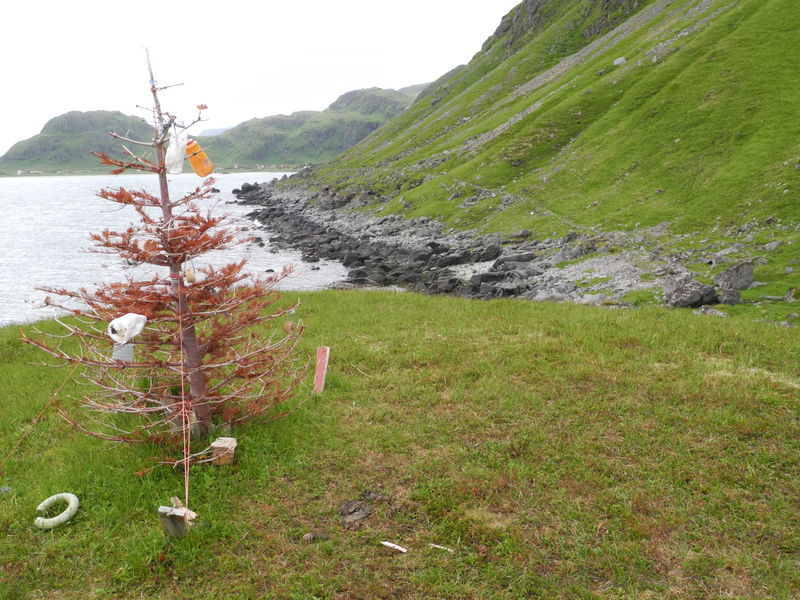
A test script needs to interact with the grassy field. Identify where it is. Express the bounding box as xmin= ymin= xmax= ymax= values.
xmin=1 ymin=290 xmax=798 ymax=599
